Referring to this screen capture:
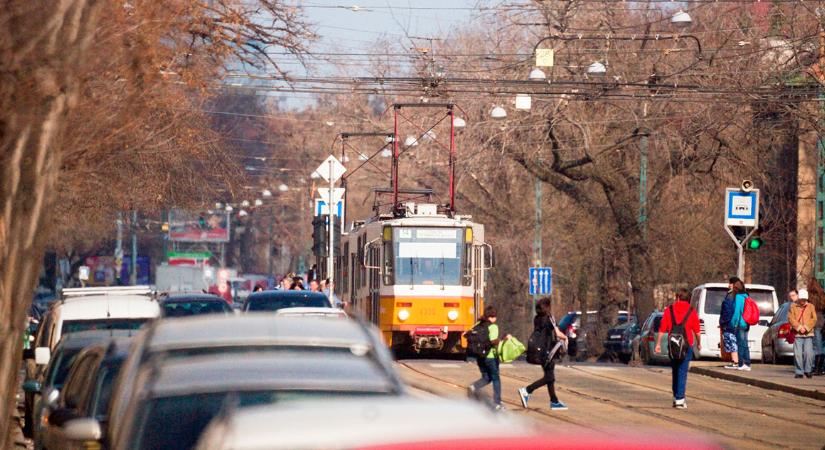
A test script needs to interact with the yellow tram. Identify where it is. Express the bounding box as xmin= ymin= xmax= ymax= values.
xmin=338 ymin=202 xmax=491 ymax=354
